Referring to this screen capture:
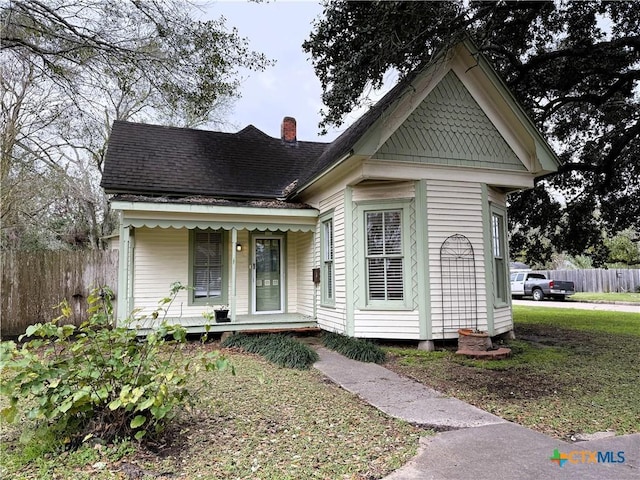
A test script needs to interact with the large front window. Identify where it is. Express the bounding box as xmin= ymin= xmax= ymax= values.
xmin=366 ymin=210 xmax=404 ymax=301
xmin=191 ymin=229 xmax=226 ymax=303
